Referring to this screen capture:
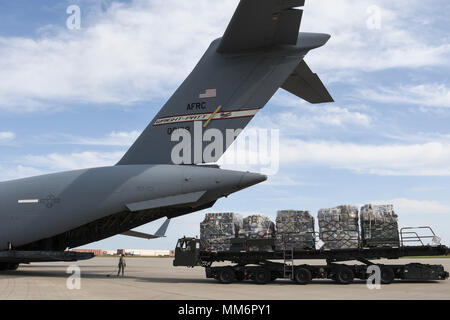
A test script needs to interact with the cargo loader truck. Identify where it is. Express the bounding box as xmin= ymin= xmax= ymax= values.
xmin=173 ymin=227 xmax=449 ymax=285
